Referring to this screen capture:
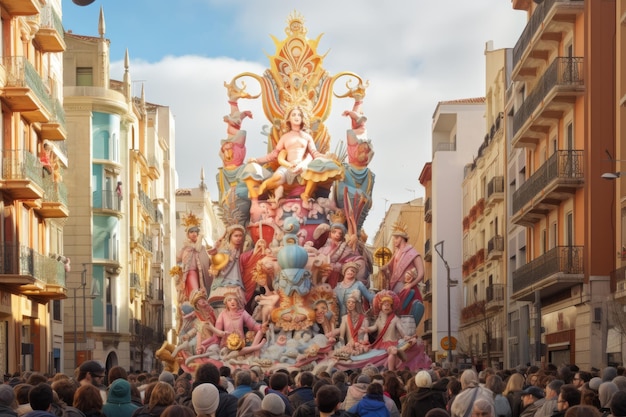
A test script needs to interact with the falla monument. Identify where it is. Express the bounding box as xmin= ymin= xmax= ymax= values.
xmin=157 ymin=11 xmax=432 ymax=374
